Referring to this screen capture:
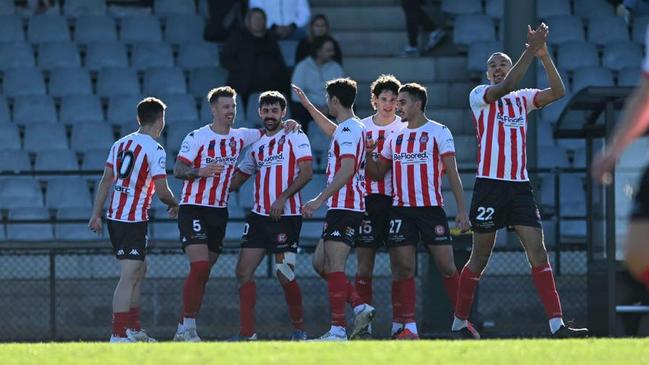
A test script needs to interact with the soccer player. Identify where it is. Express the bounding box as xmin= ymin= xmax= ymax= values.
xmin=294 ymin=78 xmax=377 ymax=341
xmin=228 ymin=91 xmax=313 ymax=341
xmin=88 ymin=97 xmax=179 ymax=343
xmin=364 ymin=83 xmax=471 ymax=340
xmin=452 ymin=23 xmax=588 ymax=338
xmin=592 ymin=26 xmax=649 ymax=291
